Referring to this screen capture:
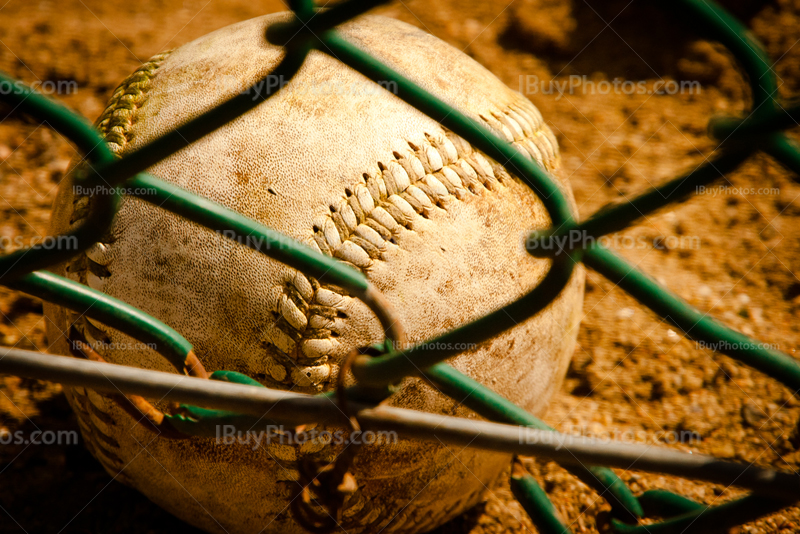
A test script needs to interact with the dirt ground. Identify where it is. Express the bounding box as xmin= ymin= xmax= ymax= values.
xmin=0 ymin=0 xmax=799 ymax=532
